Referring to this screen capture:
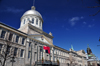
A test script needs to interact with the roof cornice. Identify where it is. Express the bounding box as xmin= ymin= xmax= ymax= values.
xmin=0 ymin=22 xmax=27 ymax=36
xmin=28 ymin=23 xmax=54 ymax=39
